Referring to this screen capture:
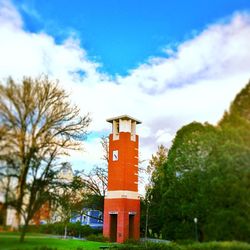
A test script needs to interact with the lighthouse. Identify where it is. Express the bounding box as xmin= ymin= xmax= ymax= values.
xmin=103 ymin=115 xmax=141 ymax=243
